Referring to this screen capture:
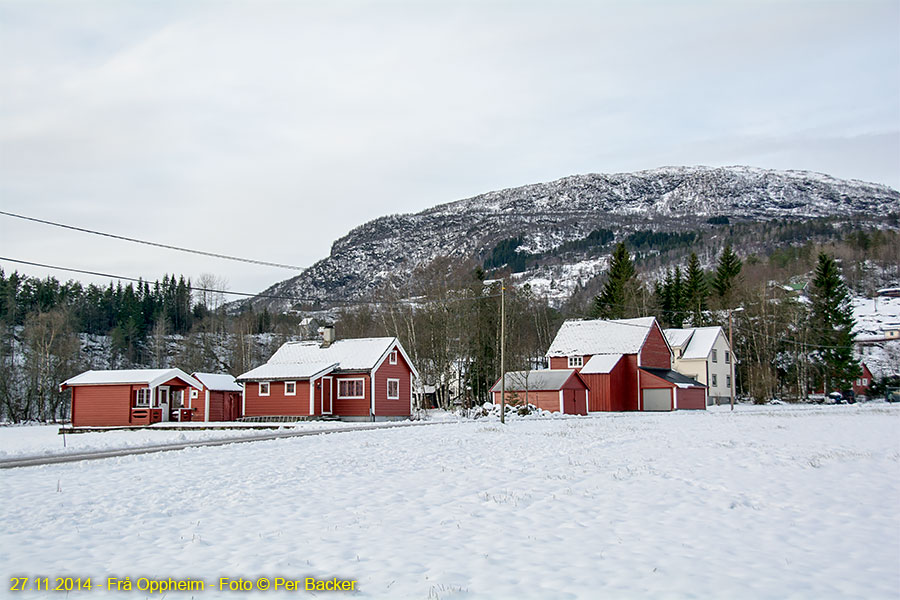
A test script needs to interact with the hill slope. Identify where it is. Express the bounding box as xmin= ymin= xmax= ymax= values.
xmin=241 ymin=166 xmax=899 ymax=312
